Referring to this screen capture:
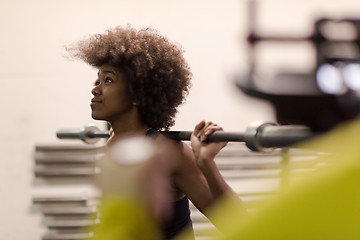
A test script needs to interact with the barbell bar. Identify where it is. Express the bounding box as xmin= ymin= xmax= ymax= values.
xmin=56 ymin=122 xmax=315 ymax=152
